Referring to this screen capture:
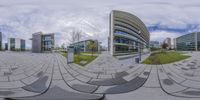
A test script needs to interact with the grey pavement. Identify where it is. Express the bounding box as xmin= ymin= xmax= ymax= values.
xmin=0 ymin=51 xmax=200 ymax=100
